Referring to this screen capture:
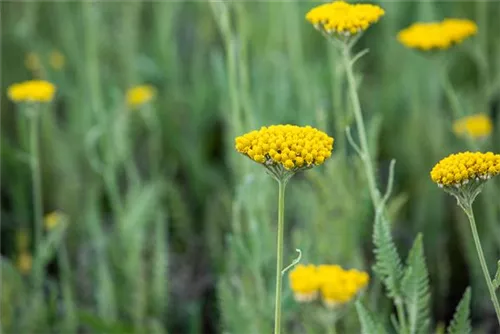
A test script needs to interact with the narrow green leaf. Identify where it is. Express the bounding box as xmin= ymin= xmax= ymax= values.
xmin=402 ymin=234 xmax=431 ymax=334
xmin=373 ymin=212 xmax=403 ymax=299
xmin=356 ymin=301 xmax=387 ymax=334
xmin=447 ymin=287 xmax=471 ymax=334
